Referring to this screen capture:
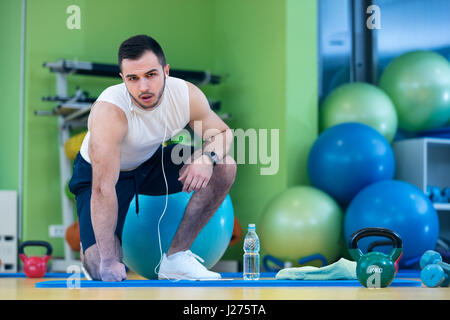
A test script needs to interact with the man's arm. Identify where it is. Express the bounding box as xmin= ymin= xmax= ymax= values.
xmin=186 ymin=81 xmax=234 ymax=163
xmin=88 ymin=101 xmax=127 ymax=268
xmin=178 ymin=82 xmax=234 ymax=193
